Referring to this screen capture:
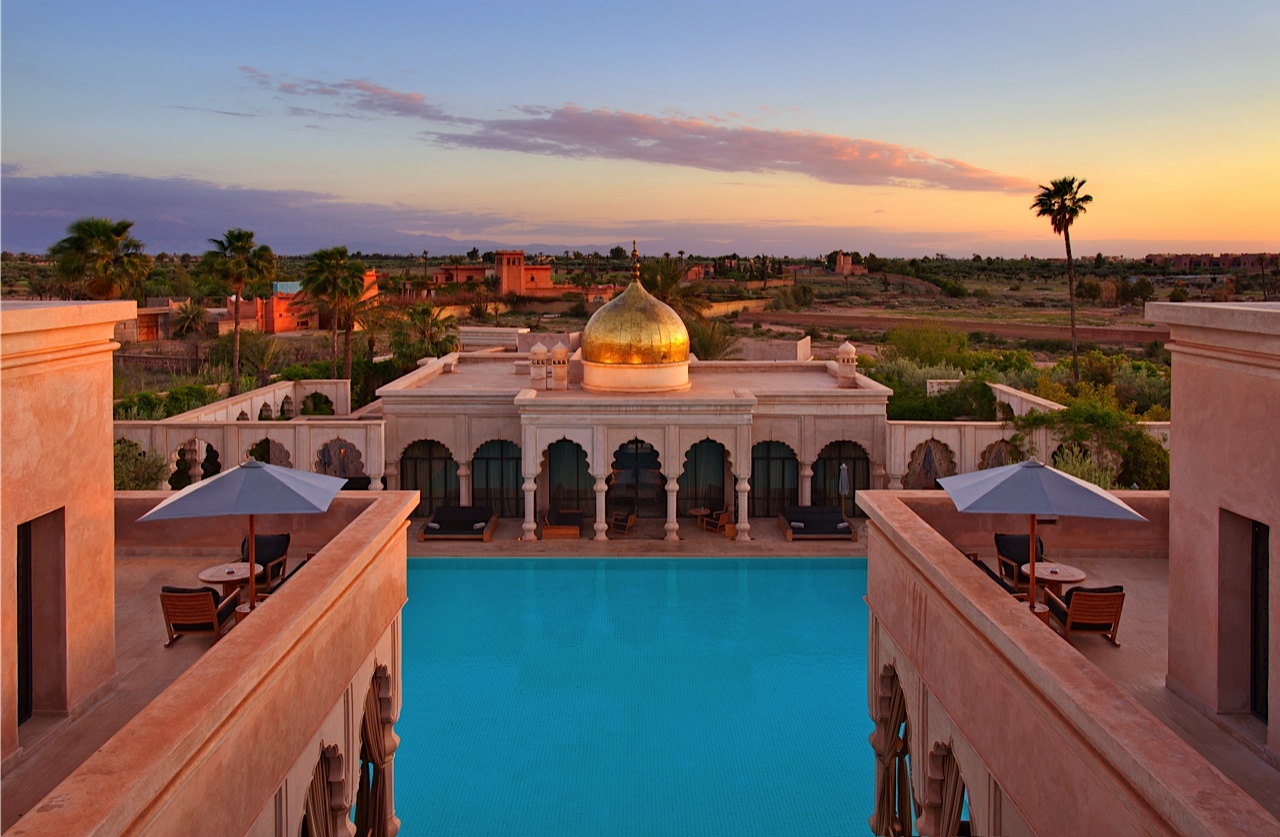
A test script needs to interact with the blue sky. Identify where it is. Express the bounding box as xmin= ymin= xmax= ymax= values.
xmin=3 ymin=0 xmax=1277 ymax=256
